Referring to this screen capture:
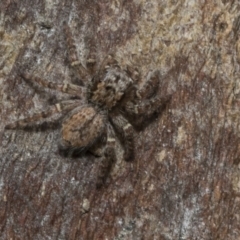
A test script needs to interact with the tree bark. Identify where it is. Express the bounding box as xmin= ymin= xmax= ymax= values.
xmin=1 ymin=0 xmax=240 ymax=239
